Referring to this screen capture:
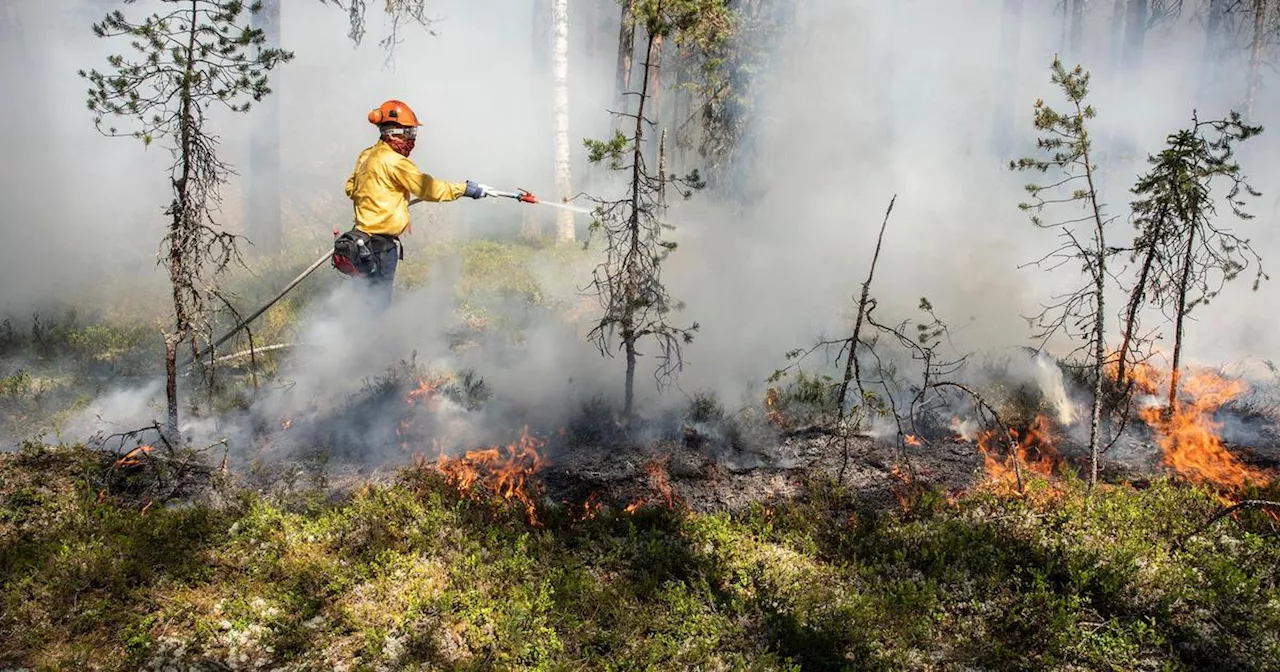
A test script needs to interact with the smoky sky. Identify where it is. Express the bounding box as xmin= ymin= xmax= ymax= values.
xmin=3 ymin=0 xmax=1279 ymax=432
